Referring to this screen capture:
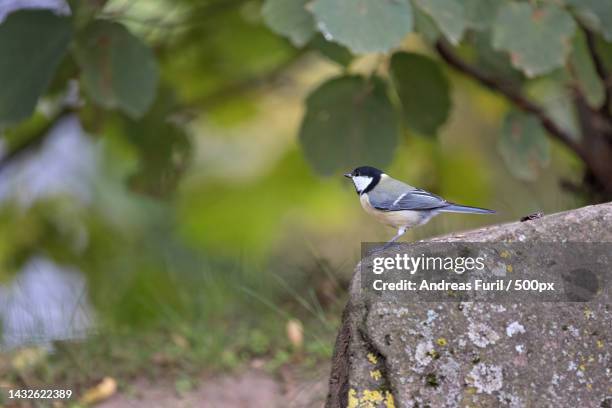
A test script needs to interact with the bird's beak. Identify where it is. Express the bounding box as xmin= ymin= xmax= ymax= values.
xmin=343 ymin=173 xmax=352 ymax=179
